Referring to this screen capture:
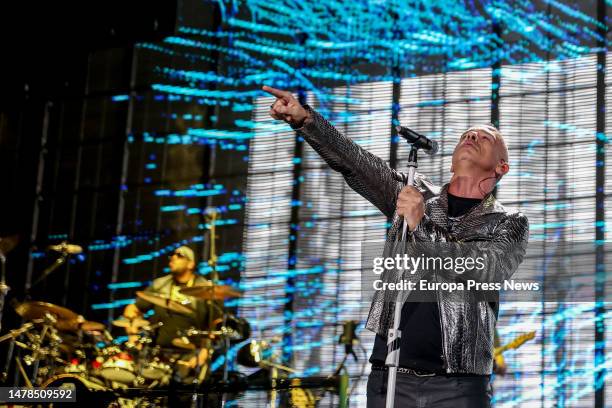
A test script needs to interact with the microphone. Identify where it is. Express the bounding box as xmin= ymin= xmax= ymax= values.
xmin=395 ymin=126 xmax=439 ymax=155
